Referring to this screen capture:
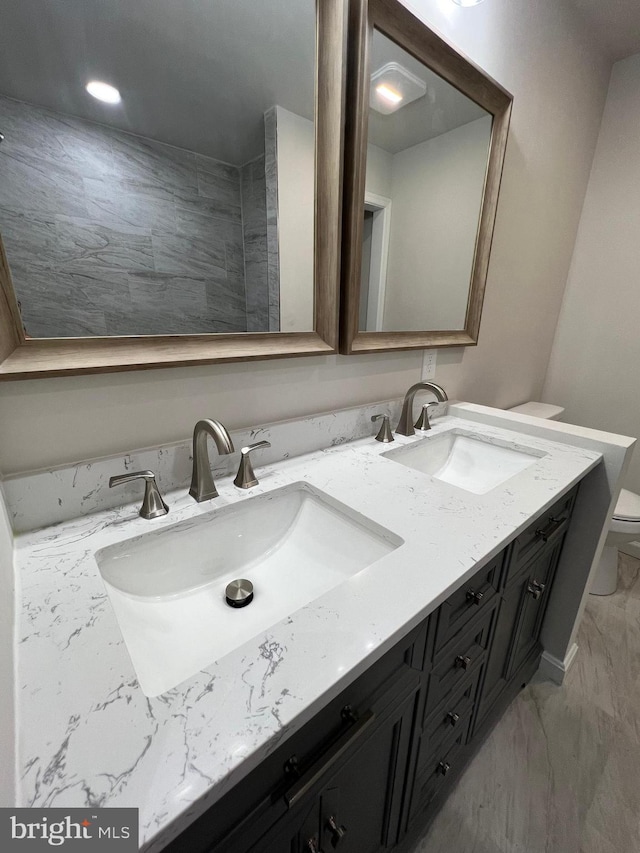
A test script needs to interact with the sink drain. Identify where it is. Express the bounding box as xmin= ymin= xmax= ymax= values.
xmin=225 ymin=578 xmax=254 ymax=608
